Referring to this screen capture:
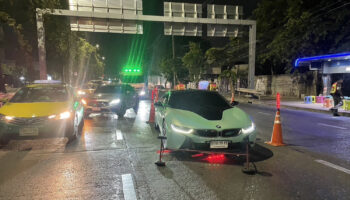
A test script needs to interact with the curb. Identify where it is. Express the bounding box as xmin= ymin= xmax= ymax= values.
xmin=227 ymin=96 xmax=350 ymax=118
